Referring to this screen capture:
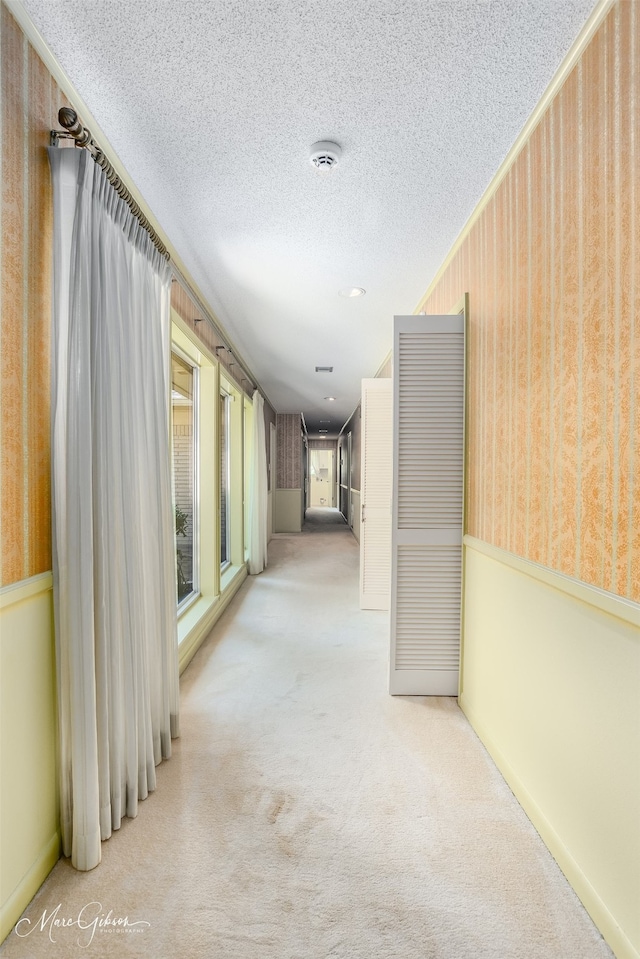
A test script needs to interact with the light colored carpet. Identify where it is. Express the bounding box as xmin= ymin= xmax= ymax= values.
xmin=303 ymin=506 xmax=350 ymax=531
xmin=2 ymin=519 xmax=612 ymax=958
